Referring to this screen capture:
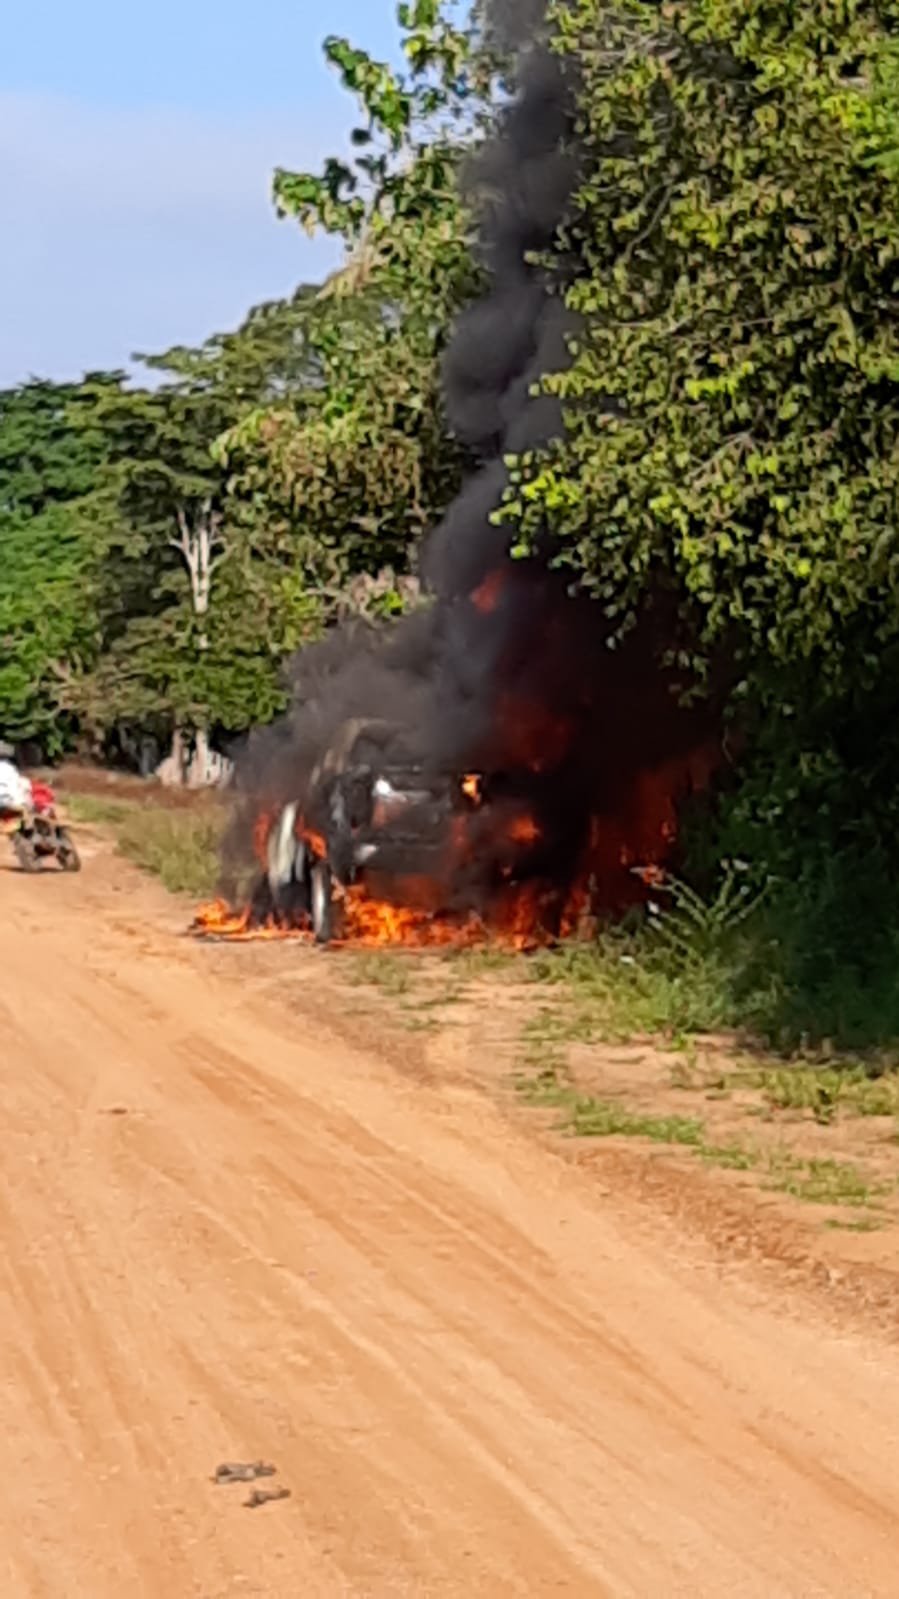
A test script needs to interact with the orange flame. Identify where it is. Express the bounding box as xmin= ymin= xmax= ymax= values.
xmin=339 ymin=884 xmax=482 ymax=948
xmin=301 ymin=824 xmax=327 ymax=857
xmin=631 ymin=863 xmax=668 ymax=889
xmin=507 ymin=813 xmax=540 ymax=845
xmin=462 ymin=772 xmax=483 ymax=805
xmin=192 ymin=899 xmax=307 ymax=942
